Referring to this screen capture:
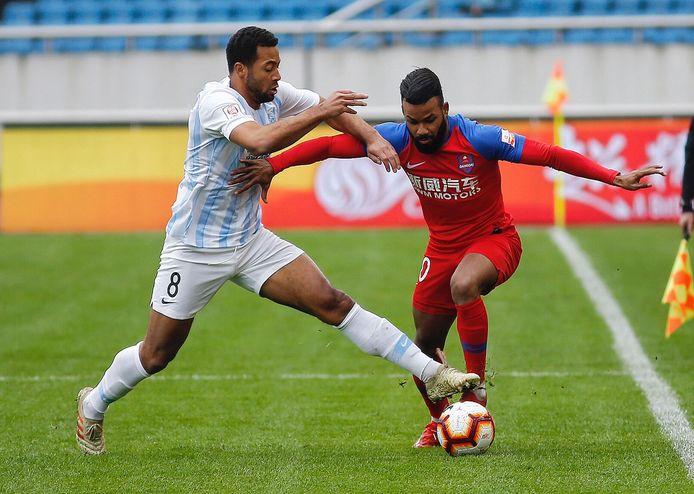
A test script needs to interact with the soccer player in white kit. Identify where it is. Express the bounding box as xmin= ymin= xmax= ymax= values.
xmin=76 ymin=26 xmax=479 ymax=455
